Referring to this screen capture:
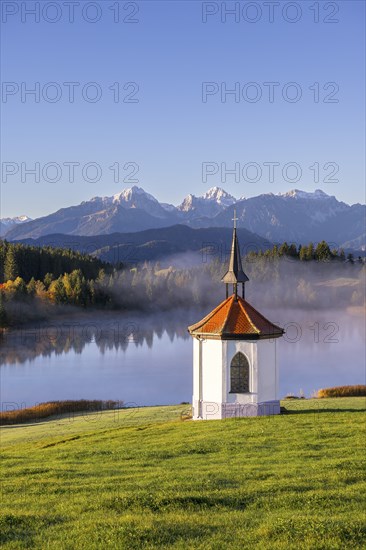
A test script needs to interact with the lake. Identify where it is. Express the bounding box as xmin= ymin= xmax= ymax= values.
xmin=1 ymin=307 xmax=364 ymax=410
